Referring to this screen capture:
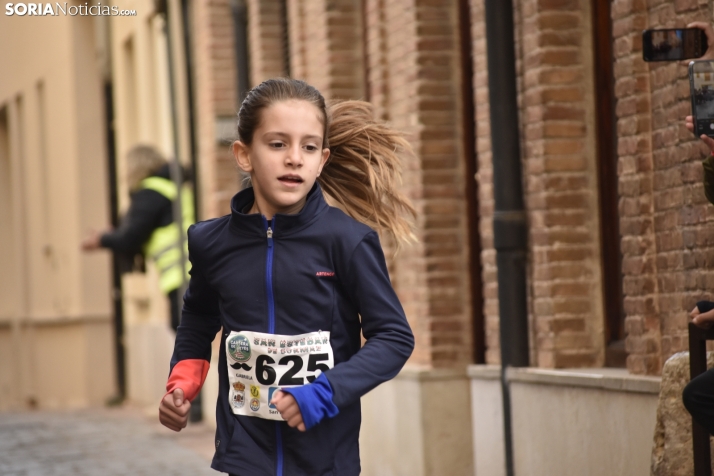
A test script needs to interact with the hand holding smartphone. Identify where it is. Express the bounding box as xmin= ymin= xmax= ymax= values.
xmin=643 ymin=28 xmax=708 ymax=62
